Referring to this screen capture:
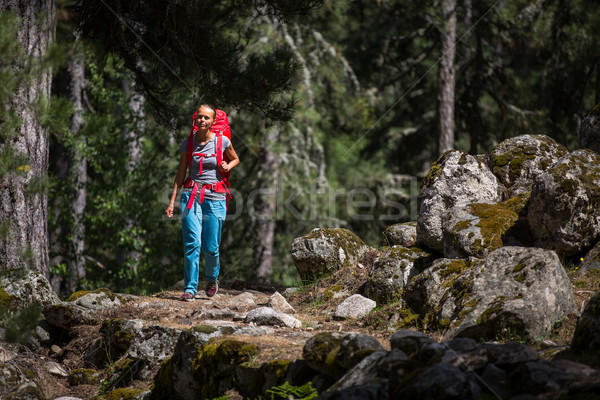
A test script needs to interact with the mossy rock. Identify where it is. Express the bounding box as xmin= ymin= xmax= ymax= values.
xmin=491 ymin=134 xmax=568 ymax=198
xmin=383 ymin=222 xmax=417 ymax=247
xmin=528 ymin=149 xmax=600 ymax=256
xmin=302 ymin=332 xmax=346 ymax=379
xmin=69 ymin=368 xmax=99 ymax=385
xmin=191 ymin=339 xmax=260 ymax=399
xmin=365 ymin=246 xmax=435 ymax=303
xmin=67 ymin=287 xmax=117 ymax=302
xmin=291 ymin=228 xmax=367 ymax=281
xmin=100 ymin=319 xmax=140 ymax=362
